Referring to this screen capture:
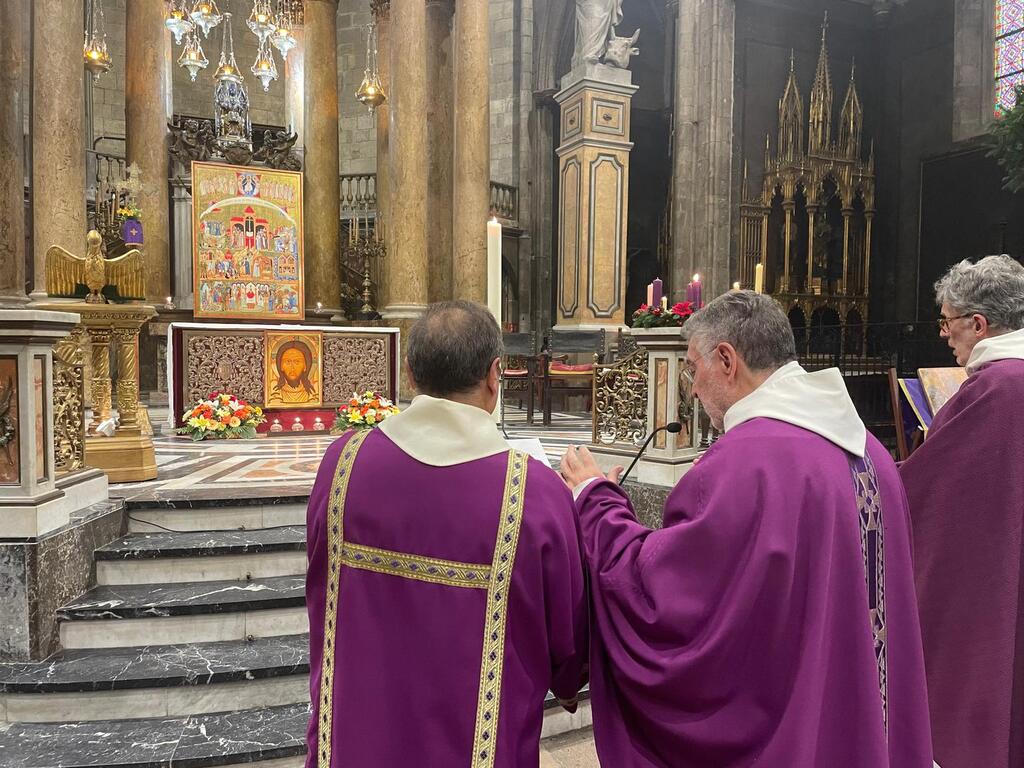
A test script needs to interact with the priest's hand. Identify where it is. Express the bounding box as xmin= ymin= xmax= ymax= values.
xmin=560 ymin=445 xmax=623 ymax=492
